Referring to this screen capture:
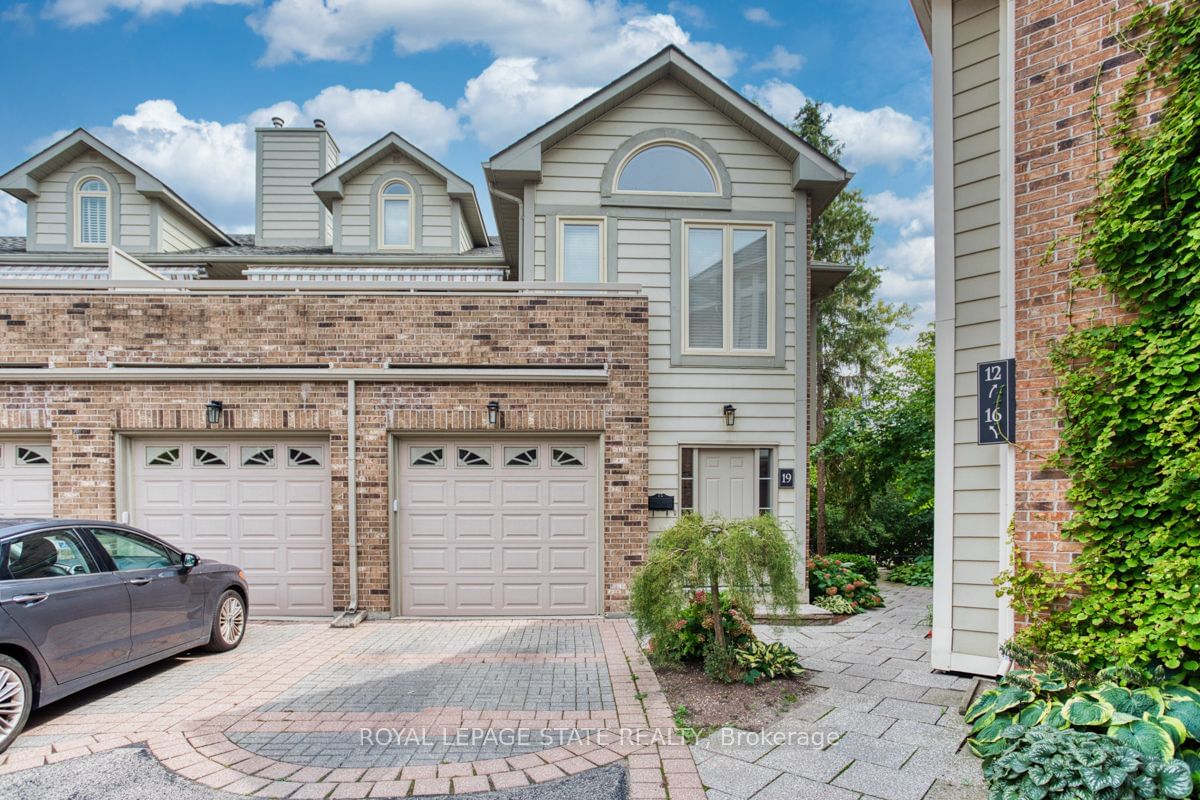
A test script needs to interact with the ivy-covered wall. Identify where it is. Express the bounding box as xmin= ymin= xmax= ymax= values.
xmin=1011 ymin=0 xmax=1199 ymax=668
